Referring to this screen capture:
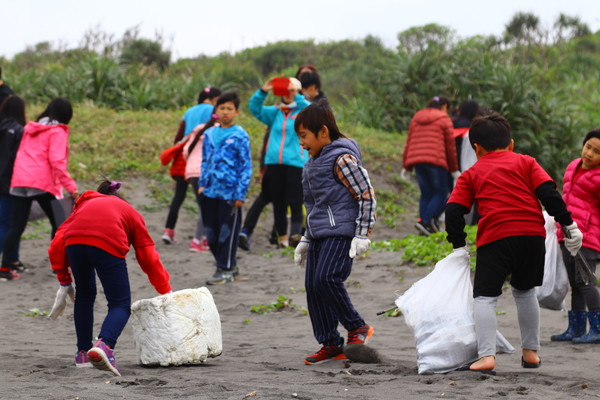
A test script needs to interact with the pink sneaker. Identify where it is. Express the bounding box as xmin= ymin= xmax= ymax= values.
xmin=75 ymin=350 xmax=92 ymax=367
xmin=87 ymin=339 xmax=121 ymax=376
xmin=161 ymin=228 xmax=176 ymax=244
xmin=202 ymin=237 xmax=209 ymax=247
xmin=189 ymin=238 xmax=209 ymax=253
